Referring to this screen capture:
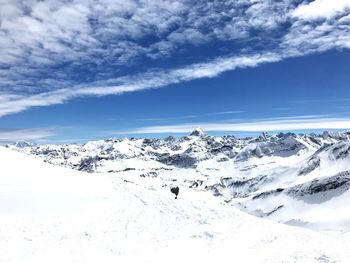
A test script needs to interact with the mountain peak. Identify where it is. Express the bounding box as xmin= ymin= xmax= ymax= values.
xmin=11 ymin=141 xmax=36 ymax=148
xmin=190 ymin=127 xmax=206 ymax=137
